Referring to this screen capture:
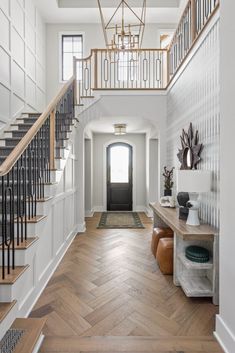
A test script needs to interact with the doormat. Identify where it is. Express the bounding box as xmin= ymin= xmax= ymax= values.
xmin=97 ymin=212 xmax=145 ymax=229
